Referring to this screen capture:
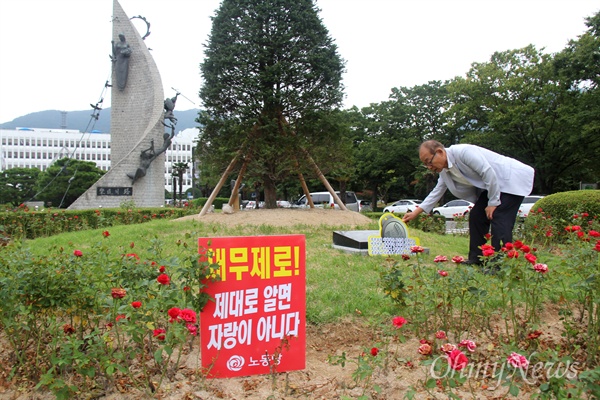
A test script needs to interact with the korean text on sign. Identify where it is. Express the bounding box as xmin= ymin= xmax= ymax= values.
xmin=199 ymin=235 xmax=306 ymax=379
